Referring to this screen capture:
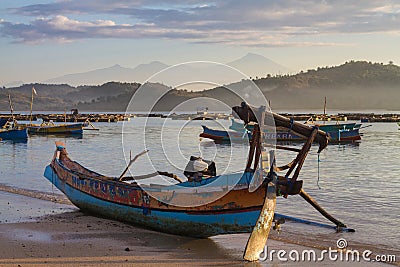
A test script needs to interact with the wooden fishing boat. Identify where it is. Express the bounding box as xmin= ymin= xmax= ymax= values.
xmin=0 ymin=126 xmax=28 ymax=141
xmin=202 ymin=124 xmax=360 ymax=143
xmin=231 ymin=118 xmax=360 ymax=133
xmin=45 ymin=149 xmax=278 ymax=237
xmin=44 ymin=103 xmax=352 ymax=261
xmin=201 ymin=125 xmax=304 ymax=142
xmin=20 ymin=86 xmax=84 ymax=135
xmin=24 ymin=122 xmax=84 ymax=135
xmin=305 ymin=118 xmax=359 ymax=132
xmin=0 ymin=94 xmax=27 ymax=141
